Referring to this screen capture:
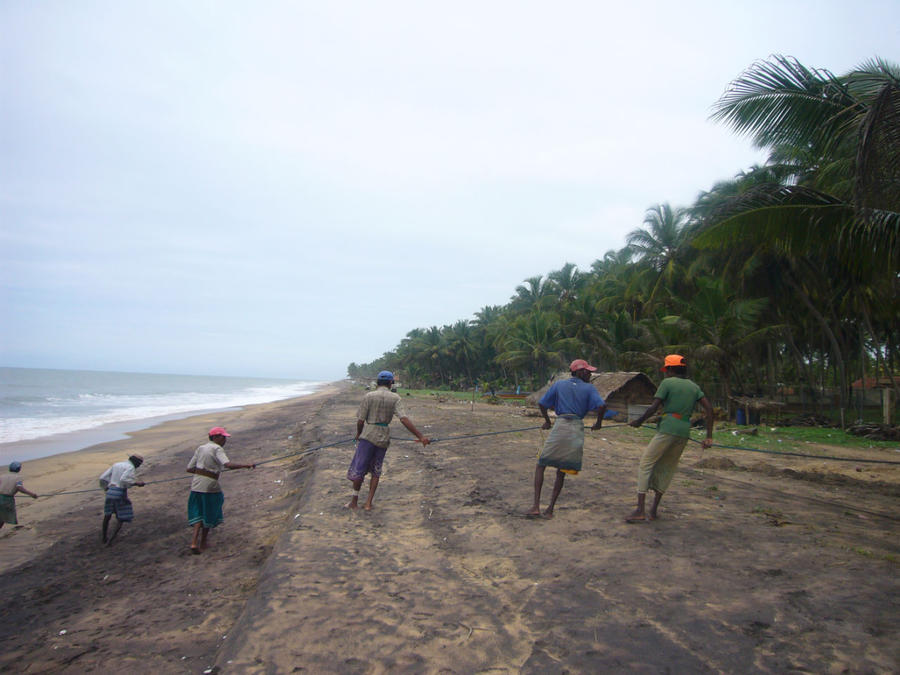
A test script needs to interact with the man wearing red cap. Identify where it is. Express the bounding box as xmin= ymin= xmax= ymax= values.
xmin=527 ymin=359 xmax=607 ymax=518
xmin=186 ymin=426 xmax=257 ymax=554
xmin=626 ymin=354 xmax=714 ymax=522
